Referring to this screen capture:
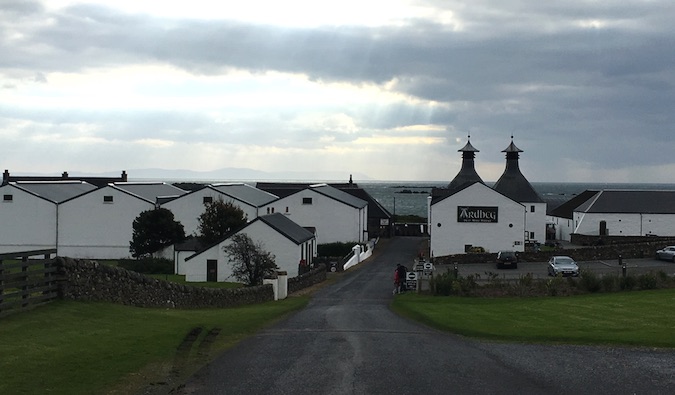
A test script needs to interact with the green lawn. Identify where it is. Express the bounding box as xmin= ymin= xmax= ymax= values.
xmin=0 ymin=297 xmax=308 ymax=394
xmin=392 ymin=288 xmax=675 ymax=348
